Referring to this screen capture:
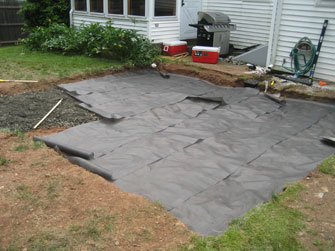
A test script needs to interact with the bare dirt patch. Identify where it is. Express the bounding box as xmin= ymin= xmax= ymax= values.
xmin=268 ymin=82 xmax=335 ymax=104
xmin=159 ymin=62 xmax=246 ymax=88
xmin=160 ymin=61 xmax=335 ymax=104
xmin=290 ymin=168 xmax=335 ymax=250
xmin=0 ymin=132 xmax=191 ymax=250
